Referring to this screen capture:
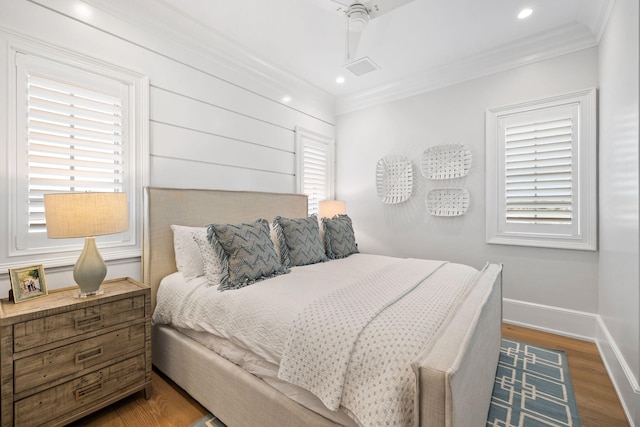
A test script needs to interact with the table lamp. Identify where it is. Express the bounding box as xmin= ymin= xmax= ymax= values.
xmin=44 ymin=192 xmax=129 ymax=297
xmin=318 ymin=200 xmax=346 ymax=219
